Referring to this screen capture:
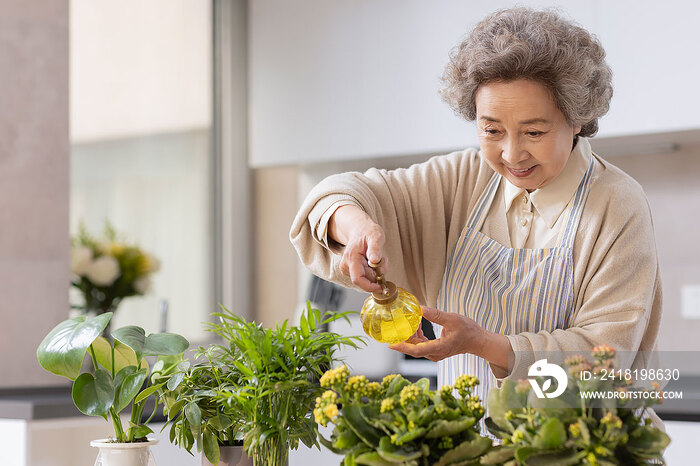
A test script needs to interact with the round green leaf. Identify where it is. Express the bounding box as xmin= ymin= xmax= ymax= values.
xmin=143 ymin=333 xmax=189 ymax=356
xmin=72 ymin=368 xmax=115 ymax=418
xmin=114 ymin=366 xmax=148 ymax=413
xmin=37 ymin=313 xmax=113 ymax=380
xmin=532 ymin=418 xmax=567 ymax=450
xmin=112 ymin=326 xmax=146 ymax=361
xmin=92 ymin=337 xmax=149 ymax=374
xmin=185 ymin=402 xmax=202 ymax=428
